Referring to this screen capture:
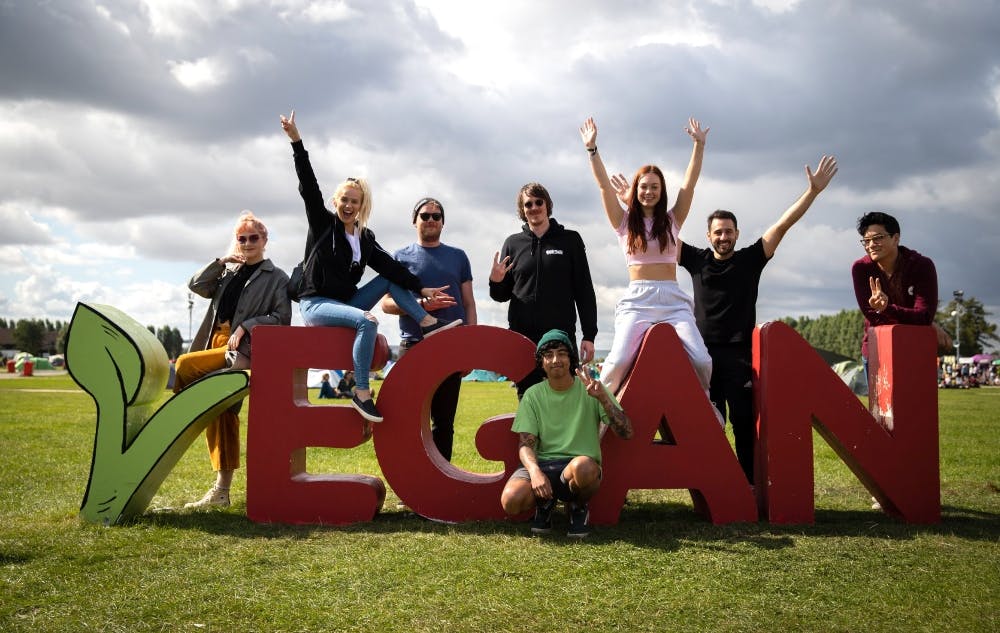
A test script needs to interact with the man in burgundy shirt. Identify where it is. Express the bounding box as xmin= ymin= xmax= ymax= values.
xmin=851 ymin=211 xmax=938 ymax=372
